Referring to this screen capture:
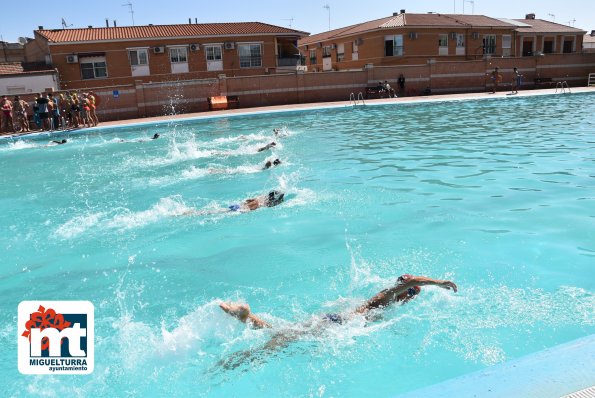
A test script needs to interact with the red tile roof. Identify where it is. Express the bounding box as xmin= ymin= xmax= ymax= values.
xmin=37 ymin=22 xmax=309 ymax=43
xmin=584 ymin=34 xmax=595 ymax=44
xmin=513 ymin=19 xmax=586 ymax=34
xmin=0 ymin=62 xmax=24 ymax=75
xmin=301 ymin=13 xmax=514 ymax=45
xmin=300 ymin=13 xmax=586 ymax=46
